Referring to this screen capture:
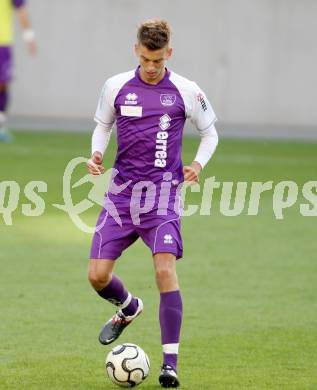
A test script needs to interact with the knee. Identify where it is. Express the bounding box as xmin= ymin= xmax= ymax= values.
xmin=154 ymin=253 xmax=179 ymax=291
xmin=88 ymin=269 xmax=112 ymax=290
xmin=155 ymin=264 xmax=176 ymax=284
